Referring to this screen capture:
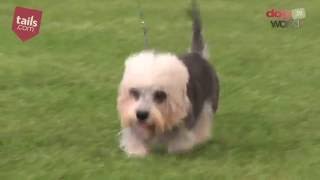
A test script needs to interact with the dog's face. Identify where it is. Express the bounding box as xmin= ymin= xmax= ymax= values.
xmin=118 ymin=86 xmax=169 ymax=134
xmin=117 ymin=51 xmax=190 ymax=135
